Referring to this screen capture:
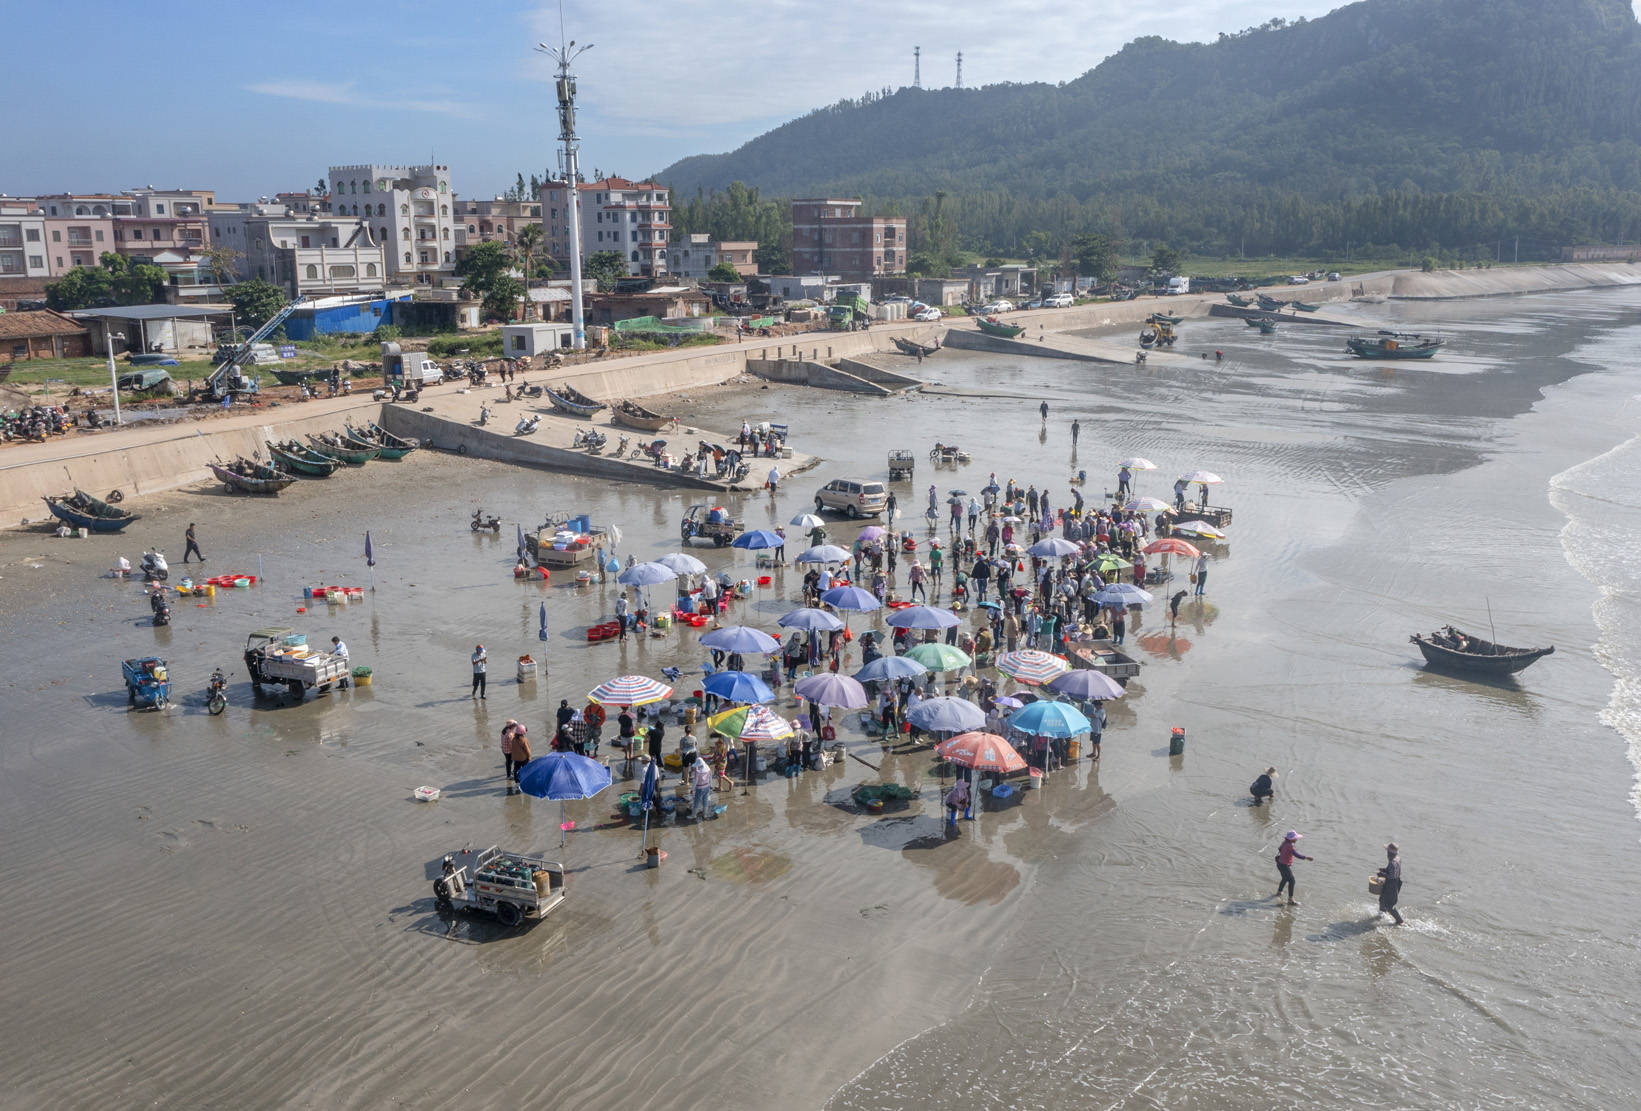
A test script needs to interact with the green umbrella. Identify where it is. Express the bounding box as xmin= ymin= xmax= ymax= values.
xmin=1094 ymin=554 xmax=1131 ymax=574
xmin=905 ymin=642 xmax=973 ymax=672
